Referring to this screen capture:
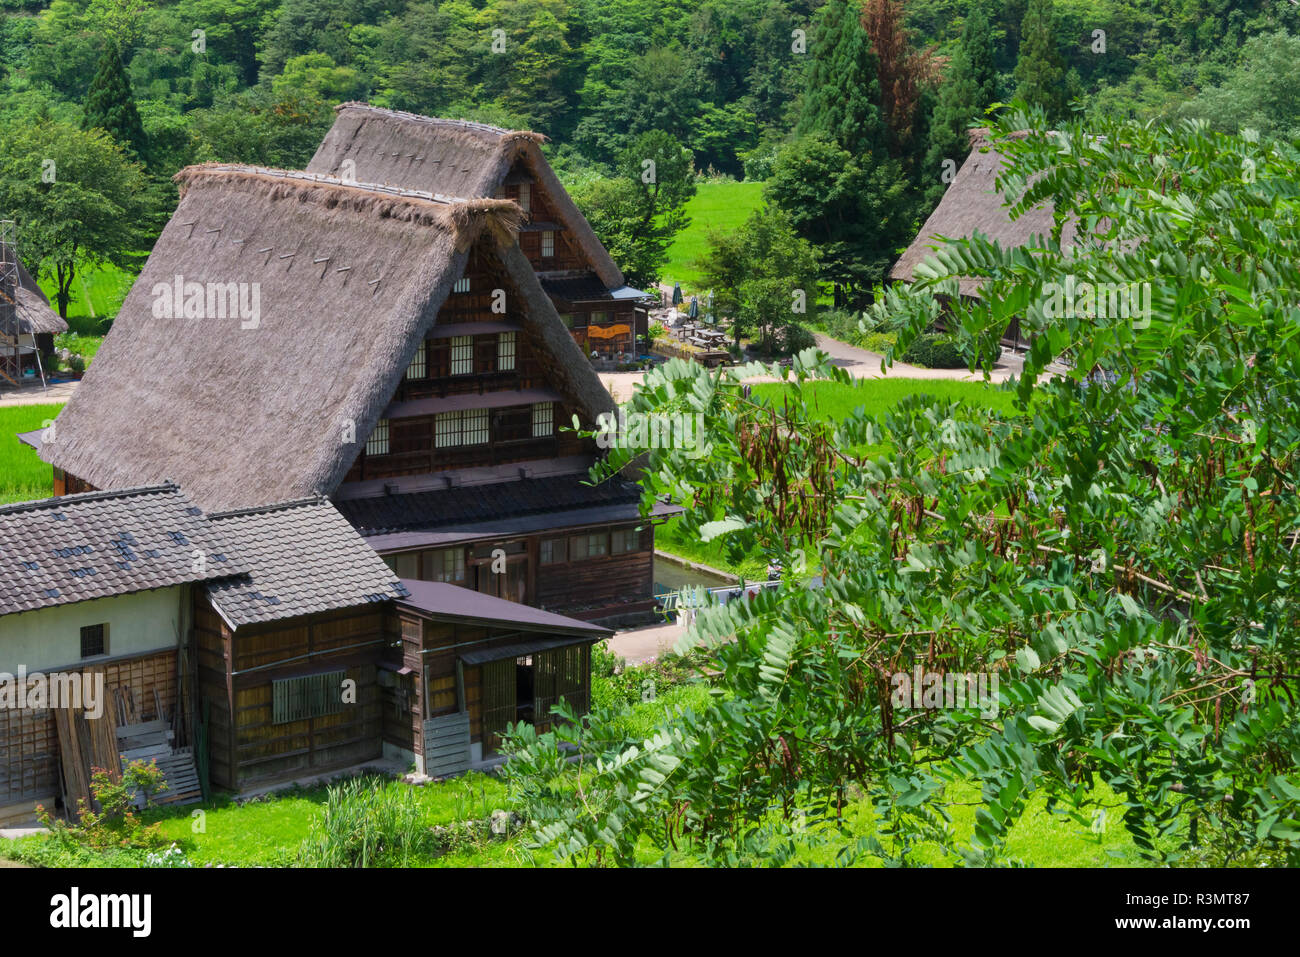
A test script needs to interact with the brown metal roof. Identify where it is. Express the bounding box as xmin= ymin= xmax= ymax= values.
xmin=396 ymin=578 xmax=611 ymax=638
